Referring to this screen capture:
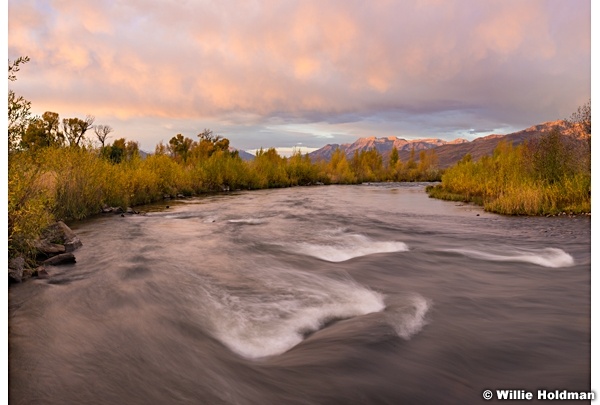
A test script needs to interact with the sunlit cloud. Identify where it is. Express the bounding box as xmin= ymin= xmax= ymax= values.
xmin=8 ymin=0 xmax=591 ymax=152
